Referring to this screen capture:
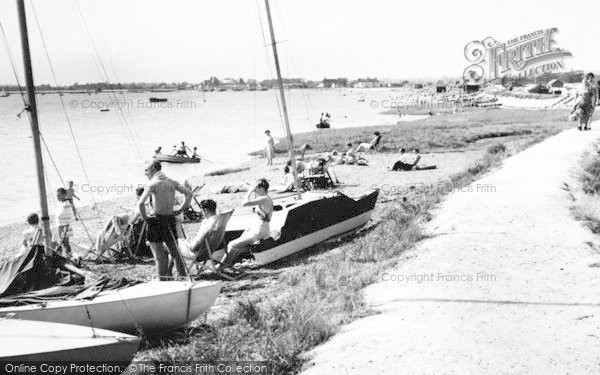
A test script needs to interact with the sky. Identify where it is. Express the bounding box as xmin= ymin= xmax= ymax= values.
xmin=0 ymin=0 xmax=599 ymax=85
